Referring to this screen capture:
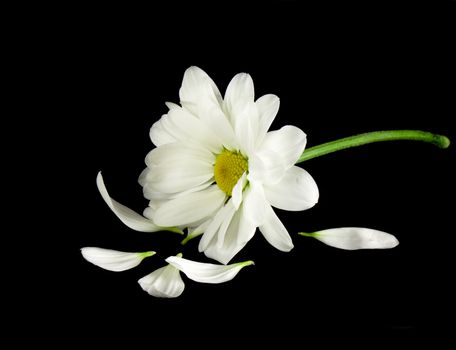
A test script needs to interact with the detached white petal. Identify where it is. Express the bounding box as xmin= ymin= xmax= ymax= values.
xmin=166 ymin=256 xmax=254 ymax=284
xmin=97 ymin=172 xmax=161 ymax=232
xmin=301 ymin=227 xmax=399 ymax=250
xmin=81 ymin=247 xmax=155 ymax=272
xmin=138 ymin=264 xmax=184 ymax=298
